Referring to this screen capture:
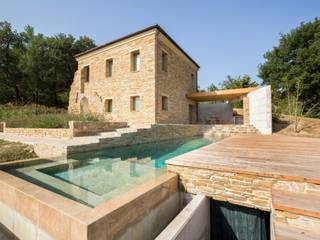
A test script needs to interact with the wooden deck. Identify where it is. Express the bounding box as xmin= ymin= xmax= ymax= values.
xmin=166 ymin=135 xmax=320 ymax=184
